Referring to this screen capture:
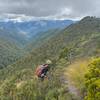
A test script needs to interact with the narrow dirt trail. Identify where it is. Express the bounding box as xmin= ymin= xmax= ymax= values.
xmin=61 ymin=59 xmax=89 ymax=99
xmin=61 ymin=69 xmax=80 ymax=97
